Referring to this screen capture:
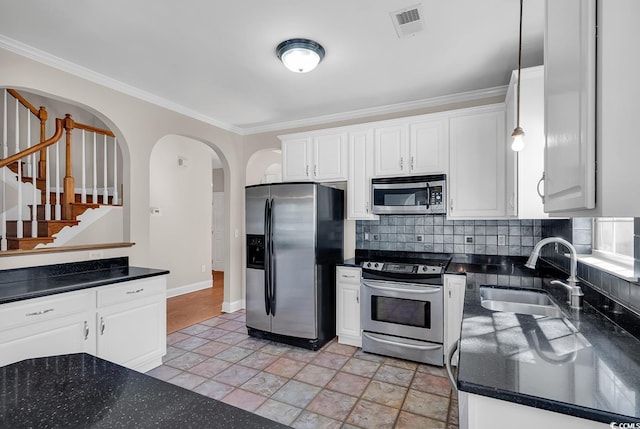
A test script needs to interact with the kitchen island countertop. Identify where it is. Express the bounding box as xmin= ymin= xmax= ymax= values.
xmin=0 ymin=353 xmax=287 ymax=429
